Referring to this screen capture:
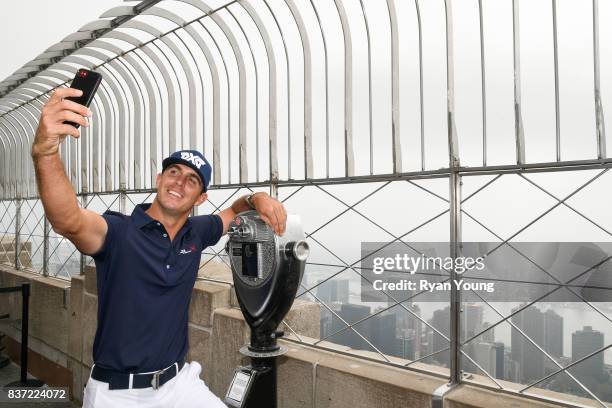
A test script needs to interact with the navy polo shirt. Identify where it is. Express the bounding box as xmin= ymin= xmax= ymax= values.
xmin=91 ymin=203 xmax=223 ymax=373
